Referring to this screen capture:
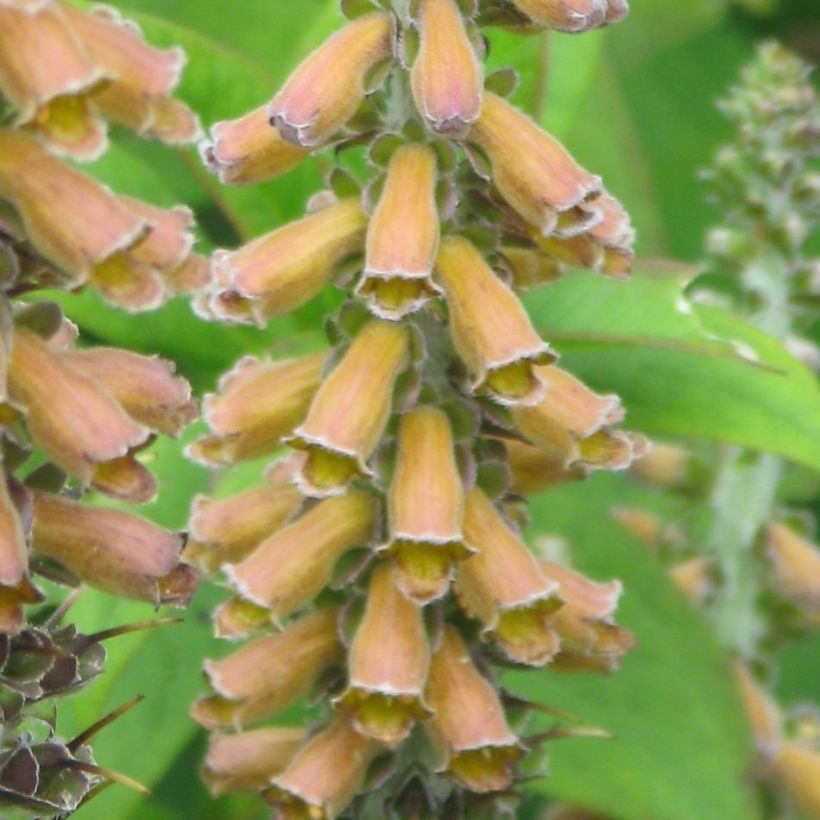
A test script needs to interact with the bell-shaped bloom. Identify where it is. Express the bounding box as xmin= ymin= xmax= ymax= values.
xmin=772 ymin=741 xmax=820 ymax=818
xmin=732 ymin=660 xmax=782 ymax=758
xmin=226 ymin=492 xmax=378 ymax=619
xmin=576 ymin=429 xmax=650 ymax=472
xmin=512 ymin=365 xmax=623 ymax=464
xmin=469 ymin=92 xmax=601 ymax=237
xmin=288 ymin=320 xmax=410 ymax=496
xmin=411 ymin=0 xmax=482 ymax=137
xmin=192 ymin=608 xmax=343 ymax=729
xmin=357 ymin=144 xmax=441 ymax=319
xmin=436 ymin=235 xmax=556 ymax=406
xmin=378 ymin=406 xmax=469 ymax=604
xmin=212 ymin=596 xmax=272 ymax=641
xmin=9 ymin=326 xmax=150 ymax=492
xmin=187 ymin=476 xmax=303 ymax=573
xmin=766 ymin=522 xmax=820 ymax=615
xmin=203 ymin=727 xmax=305 ymax=796
xmin=0 ymin=3 xmax=105 ymax=159
xmin=425 ymin=625 xmax=523 ymax=793
xmin=0 ymin=130 xmax=146 ymax=283
xmin=269 ymin=12 xmax=394 ymax=147
xmin=63 ymin=346 xmax=196 ymax=437
xmin=211 ymin=198 xmax=367 ymax=325
xmin=535 ymin=189 xmax=634 ymax=278
xmin=540 ymin=561 xmax=634 ymax=673
xmin=502 ymin=245 xmax=564 ymax=290
xmin=503 ymin=437 xmax=587 ymax=495
xmin=188 ymin=352 xmax=326 ymax=466
xmin=30 ymin=492 xmax=192 ymax=605
xmin=267 ymin=715 xmax=379 ymax=819
xmin=200 ymin=104 xmax=310 ymax=185
xmin=0 ymin=473 xmax=27 ymax=588
xmin=510 ymin=0 xmax=629 ymax=32
xmin=457 ymin=488 xmax=563 ymax=665
xmin=335 ymin=564 xmax=431 ymax=746
xmin=58 ymin=2 xmax=199 ymax=145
